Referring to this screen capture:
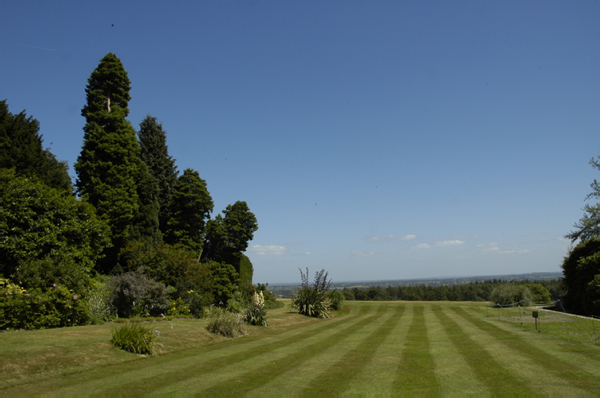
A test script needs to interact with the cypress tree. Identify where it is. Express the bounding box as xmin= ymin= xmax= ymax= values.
xmin=74 ymin=53 xmax=142 ymax=271
xmin=138 ymin=115 xmax=178 ymax=233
